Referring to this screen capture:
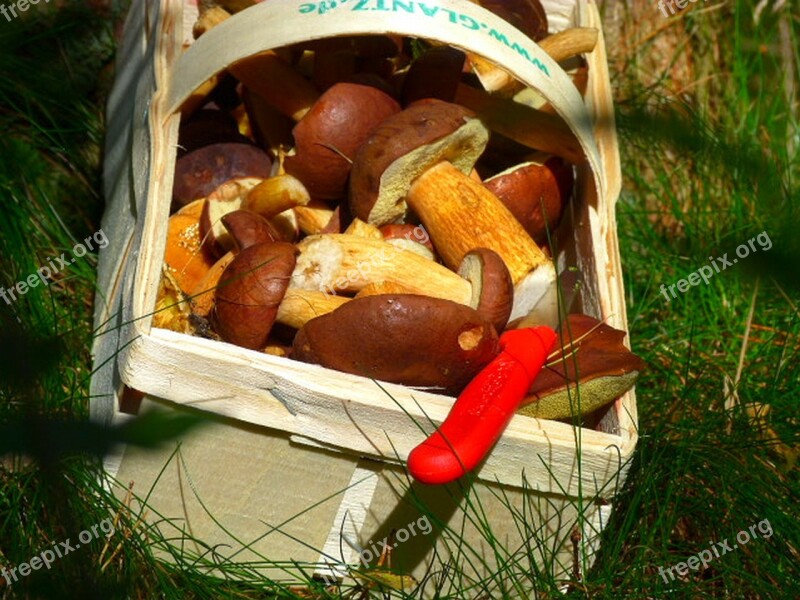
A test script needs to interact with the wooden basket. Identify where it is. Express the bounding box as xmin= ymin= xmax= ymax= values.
xmin=92 ymin=0 xmax=634 ymax=588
